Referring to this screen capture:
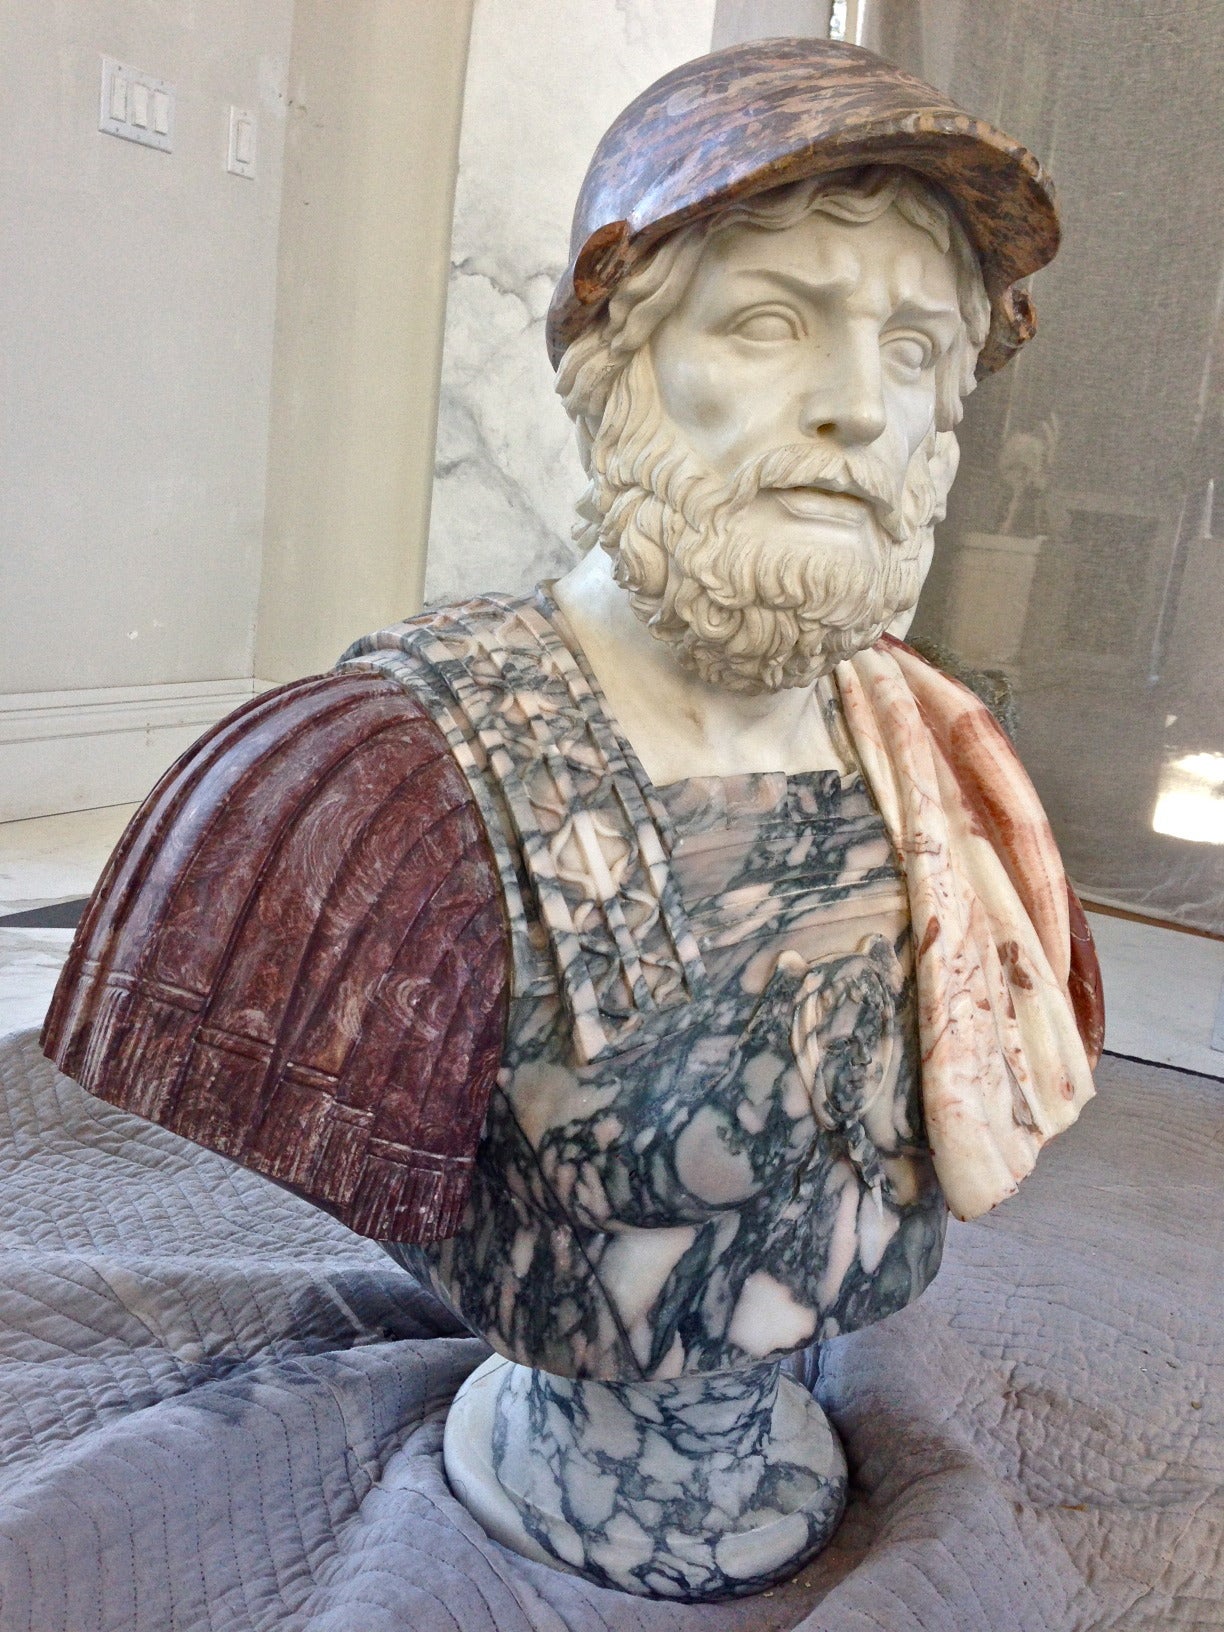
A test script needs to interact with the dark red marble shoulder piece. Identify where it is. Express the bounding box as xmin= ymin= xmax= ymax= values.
xmin=41 ymin=670 xmax=510 ymax=1242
